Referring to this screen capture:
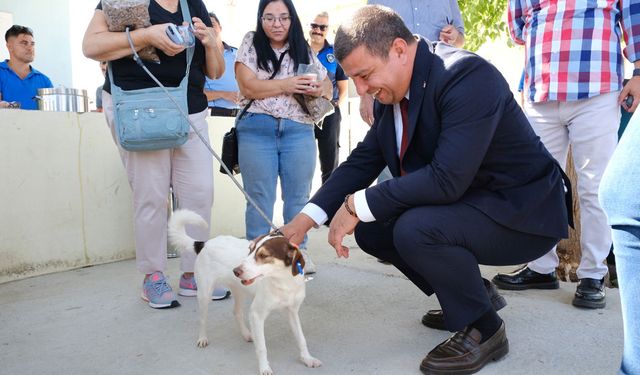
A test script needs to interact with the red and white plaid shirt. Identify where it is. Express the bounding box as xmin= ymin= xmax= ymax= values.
xmin=509 ymin=0 xmax=640 ymax=102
